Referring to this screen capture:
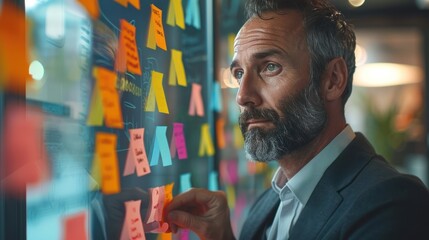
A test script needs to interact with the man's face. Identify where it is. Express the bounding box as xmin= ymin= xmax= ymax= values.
xmin=231 ymin=11 xmax=326 ymax=162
